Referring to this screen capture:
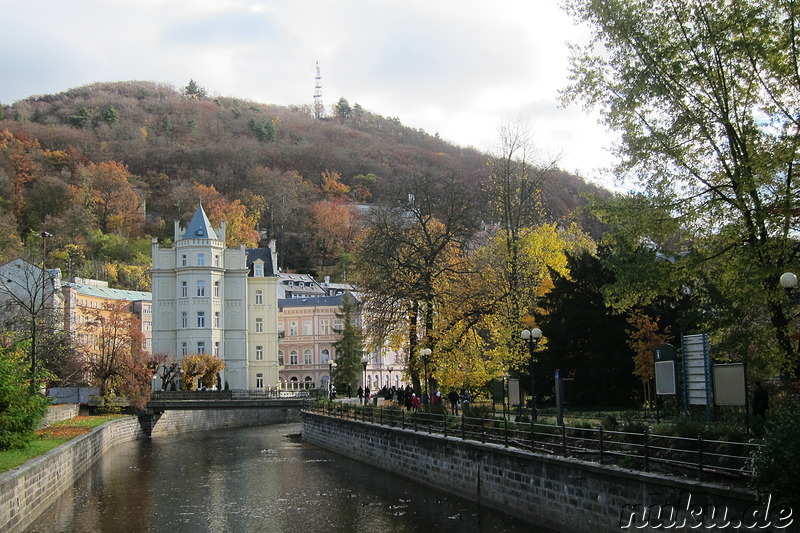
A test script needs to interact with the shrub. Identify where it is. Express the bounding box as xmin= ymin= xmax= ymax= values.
xmin=602 ymin=414 xmax=619 ymax=431
xmin=750 ymin=395 xmax=800 ymax=509
xmin=0 ymin=344 xmax=48 ymax=450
